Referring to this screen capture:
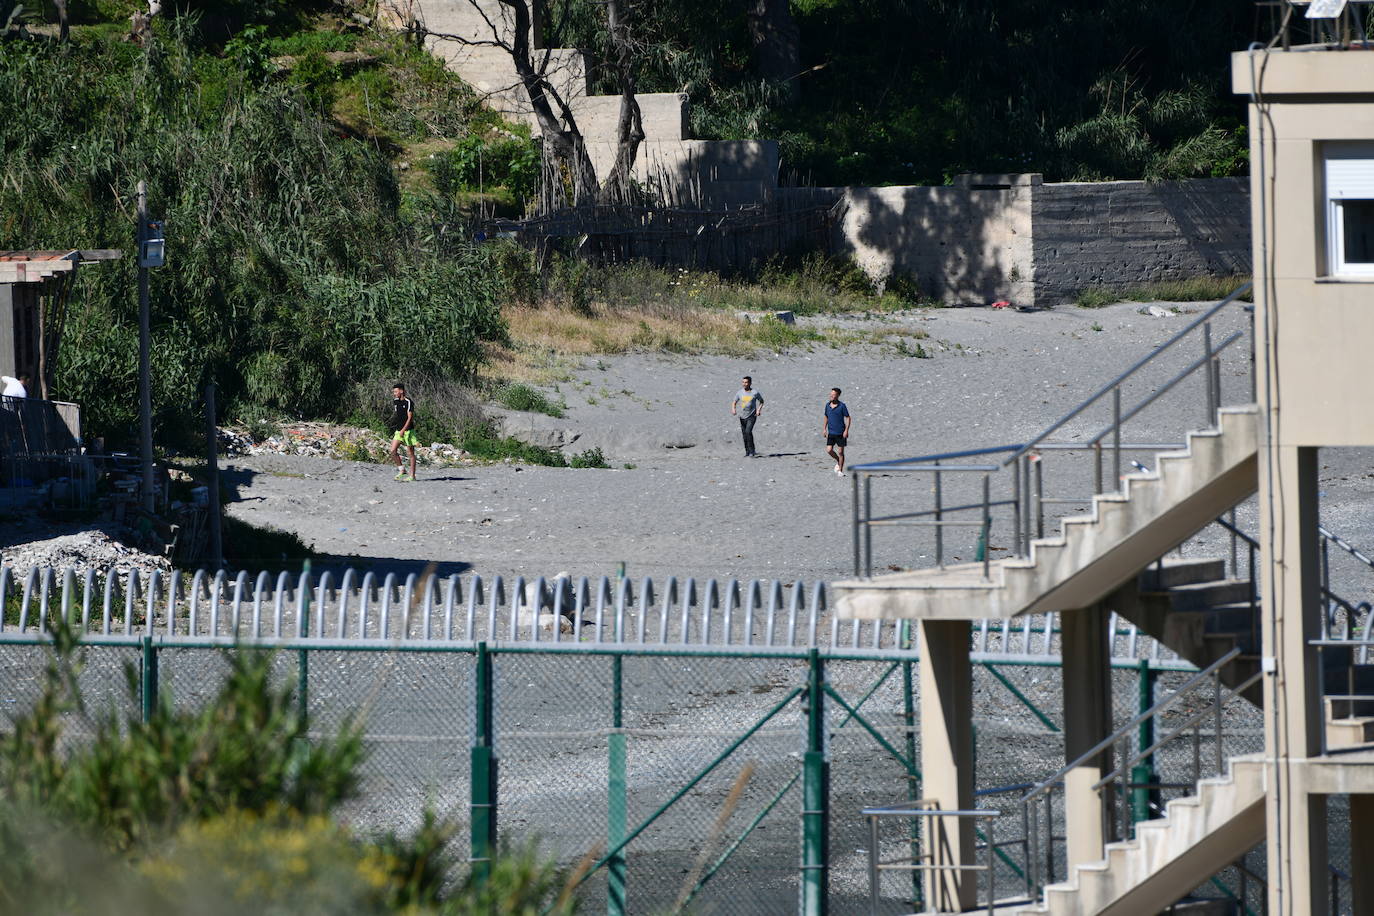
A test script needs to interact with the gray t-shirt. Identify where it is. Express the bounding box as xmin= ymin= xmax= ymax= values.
xmin=734 ymin=388 xmax=763 ymax=418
